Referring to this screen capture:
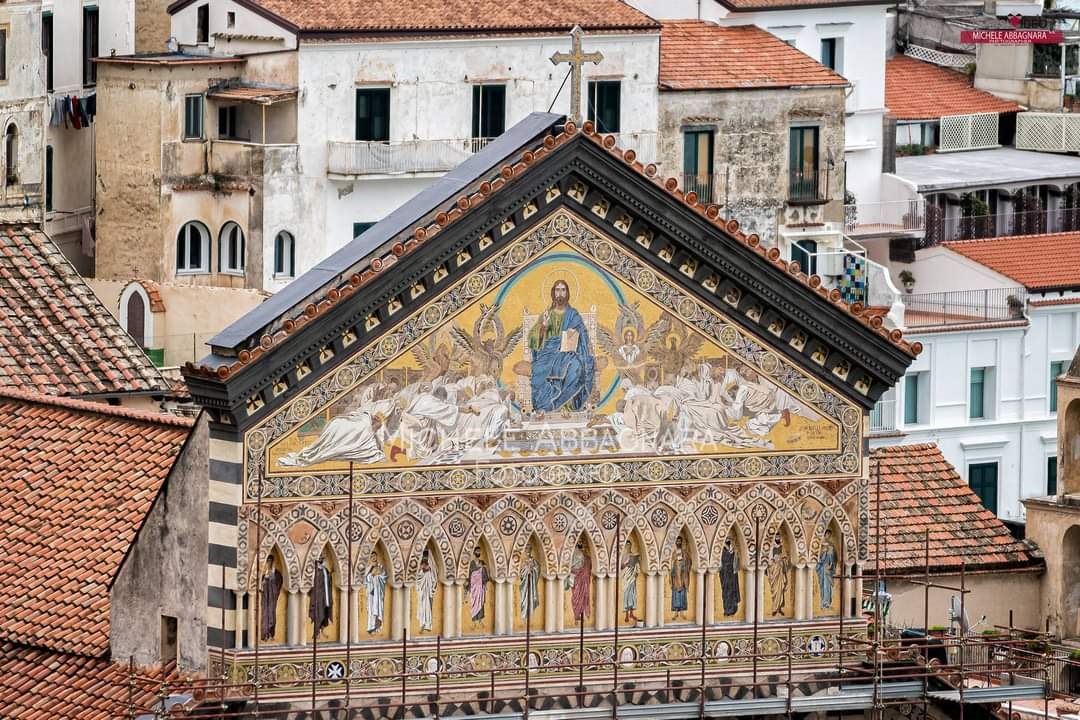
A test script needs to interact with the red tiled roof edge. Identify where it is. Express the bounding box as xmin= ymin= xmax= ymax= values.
xmin=185 ymin=121 xmax=920 ymax=383
xmin=0 ymin=387 xmax=194 ymax=428
xmin=885 ymin=55 xmax=1021 ymax=121
xmin=943 ymin=231 xmax=1080 ymax=292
